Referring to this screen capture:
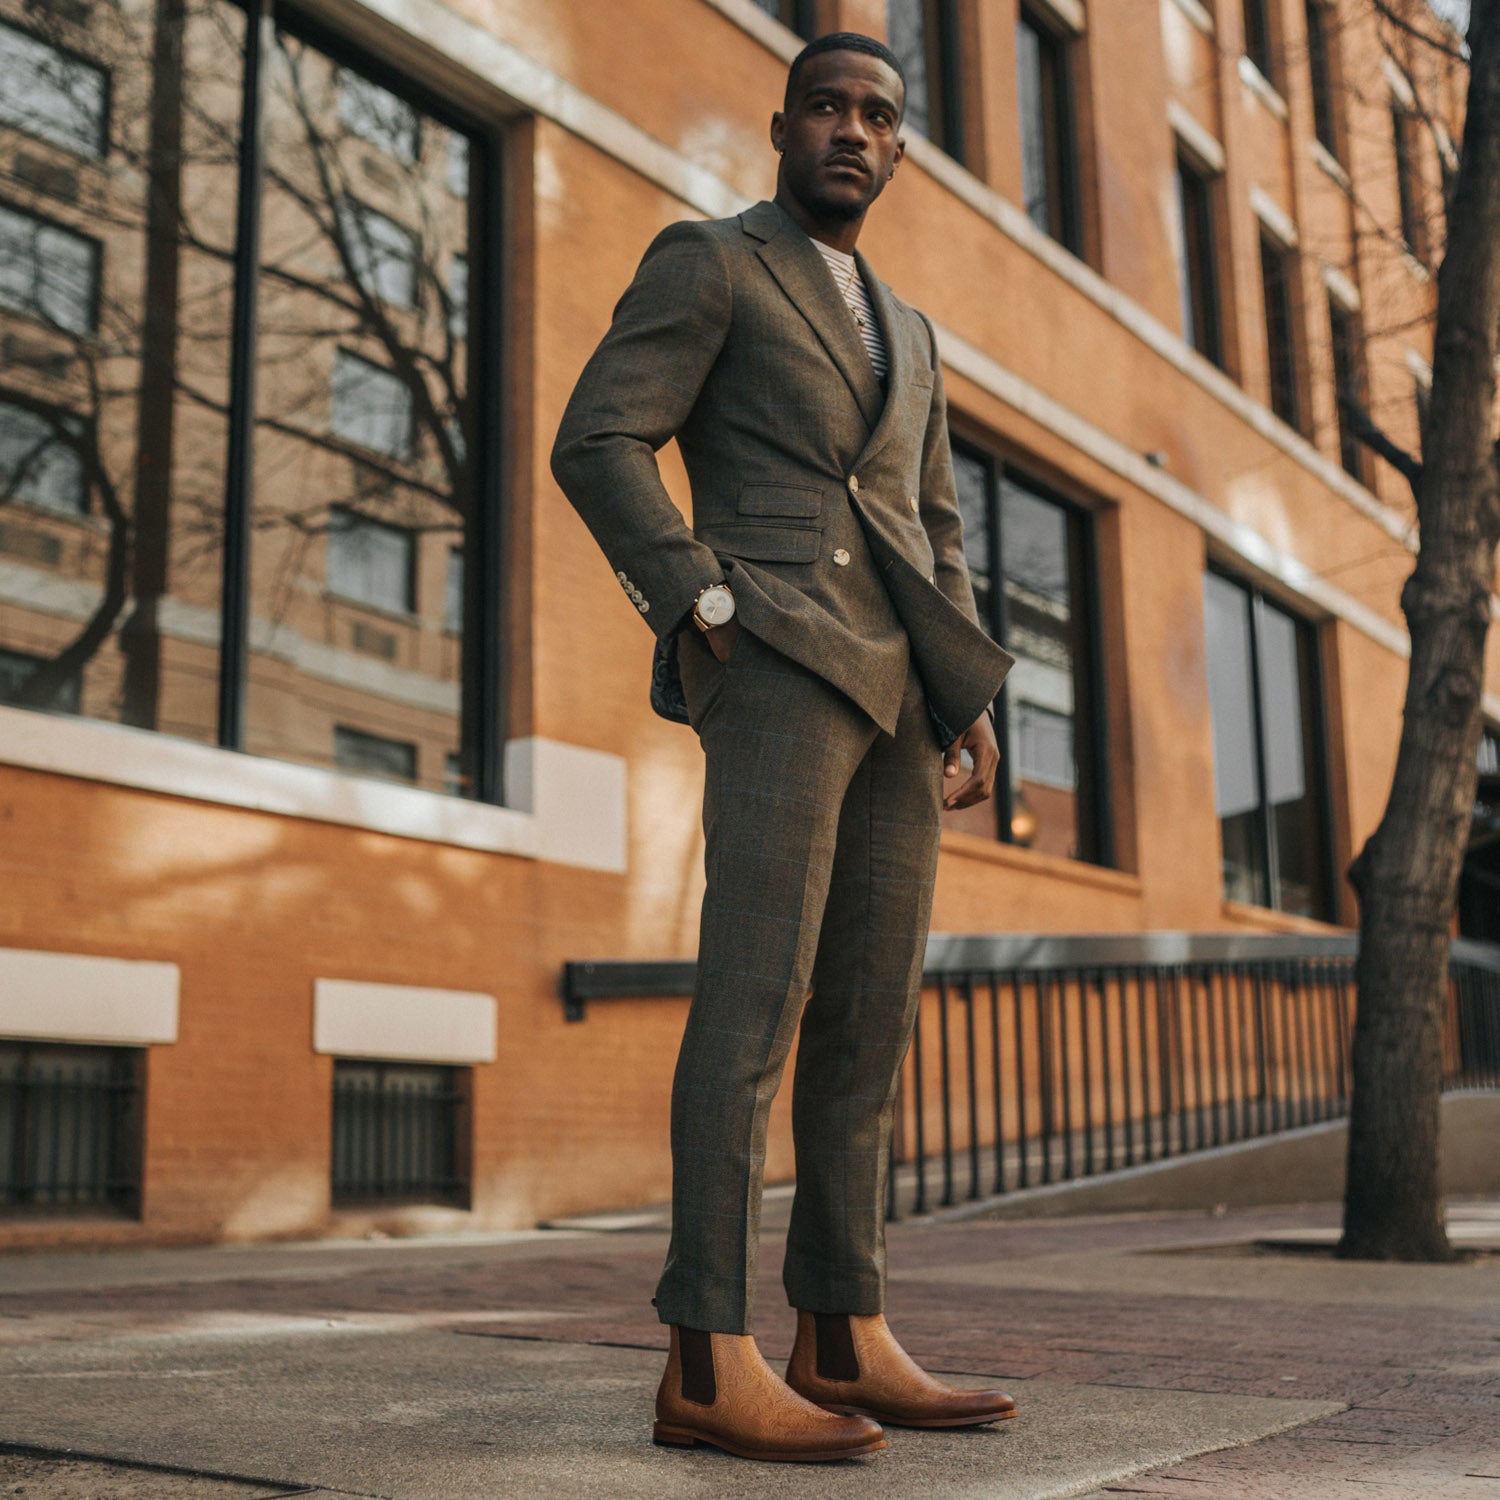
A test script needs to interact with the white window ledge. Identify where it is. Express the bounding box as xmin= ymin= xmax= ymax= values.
xmin=0 ymin=948 xmax=179 ymax=1045
xmin=0 ymin=705 xmax=627 ymax=872
xmin=314 ymin=979 xmax=496 ymax=1064
xmin=1238 ymin=55 xmax=1289 ymax=120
